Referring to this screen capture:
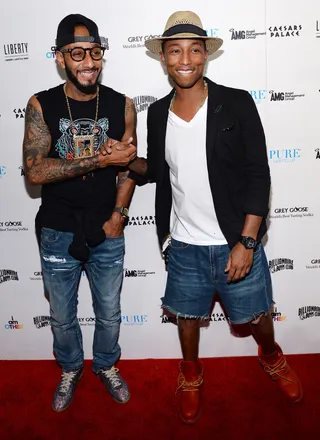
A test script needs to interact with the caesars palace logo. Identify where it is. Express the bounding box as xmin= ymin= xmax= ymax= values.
xmin=268 ymin=25 xmax=302 ymax=38
xmin=128 ymin=215 xmax=155 ymax=226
